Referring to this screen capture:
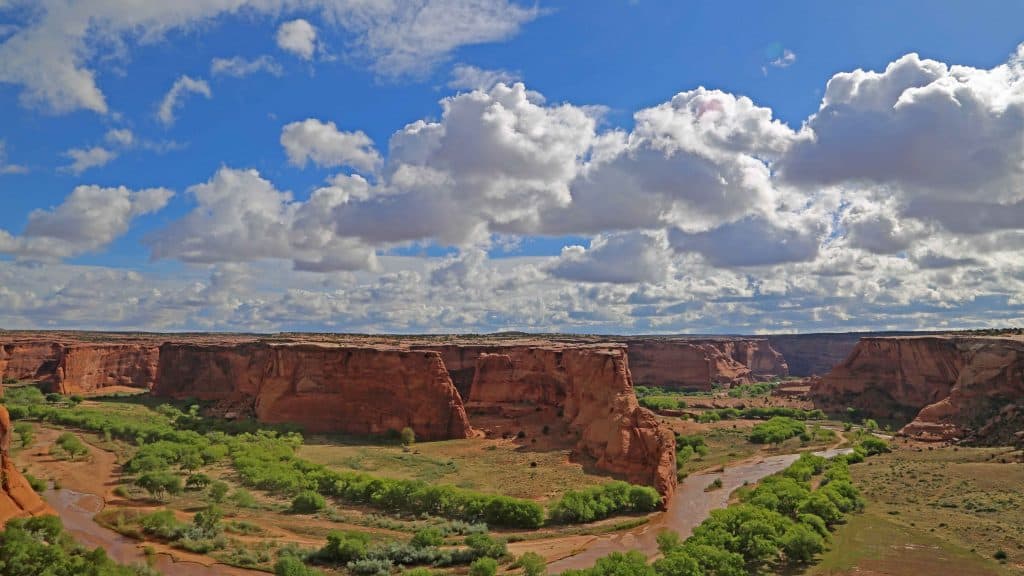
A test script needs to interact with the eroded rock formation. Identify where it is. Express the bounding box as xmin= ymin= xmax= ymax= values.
xmin=0 ymin=338 xmax=159 ymax=395
xmin=811 ymin=335 xmax=1024 ymax=444
xmin=155 ymin=342 xmax=473 ymax=441
xmin=811 ymin=337 xmax=964 ymax=421
xmin=767 ymin=334 xmax=865 ymax=376
xmin=468 ymin=345 xmax=677 ymax=498
xmin=624 ymin=338 xmax=788 ymax=391
xmin=0 ymin=399 xmax=54 ymax=524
